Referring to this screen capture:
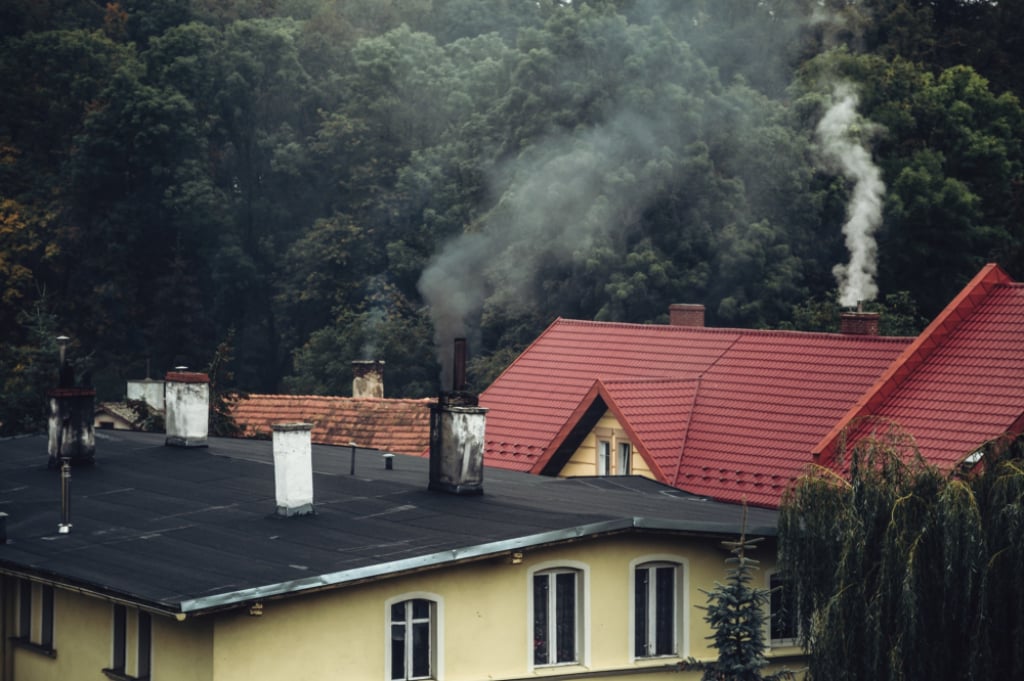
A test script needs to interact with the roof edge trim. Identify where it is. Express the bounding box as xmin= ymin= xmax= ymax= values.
xmin=179 ymin=513 xmax=775 ymax=614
